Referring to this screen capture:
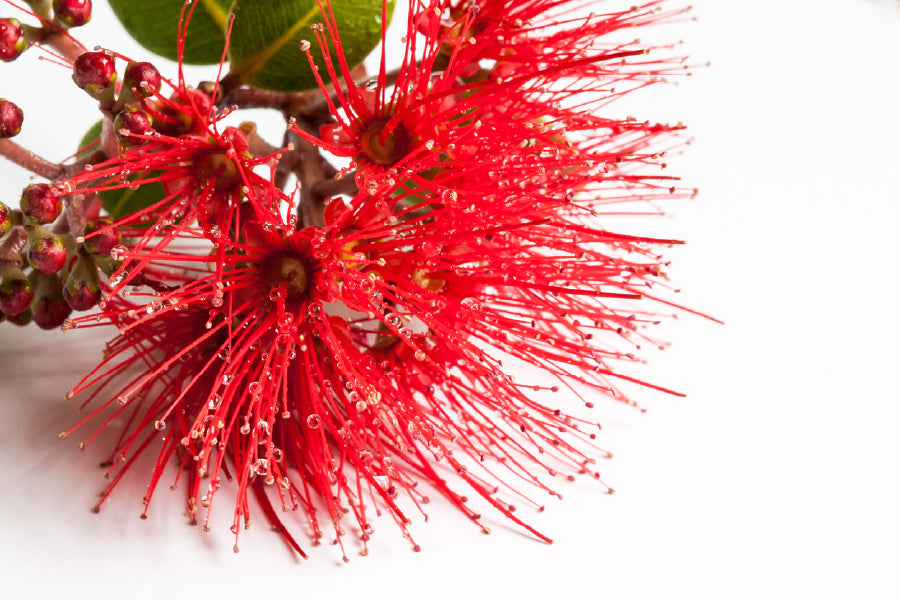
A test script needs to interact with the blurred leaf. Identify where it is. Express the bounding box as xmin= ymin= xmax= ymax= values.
xmin=228 ymin=0 xmax=391 ymax=92
xmin=76 ymin=119 xmax=103 ymax=159
xmin=78 ymin=121 xmax=165 ymax=221
xmin=99 ymin=179 xmax=167 ymax=223
xmin=108 ymin=0 xmax=232 ymax=65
